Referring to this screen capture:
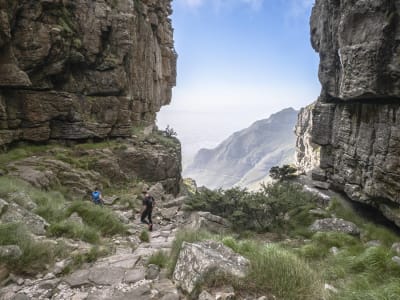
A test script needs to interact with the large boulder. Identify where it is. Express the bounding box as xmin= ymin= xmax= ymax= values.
xmin=187 ymin=211 xmax=231 ymax=234
xmin=0 ymin=202 xmax=49 ymax=236
xmin=309 ymin=218 xmax=360 ymax=236
xmin=173 ymin=240 xmax=249 ymax=294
